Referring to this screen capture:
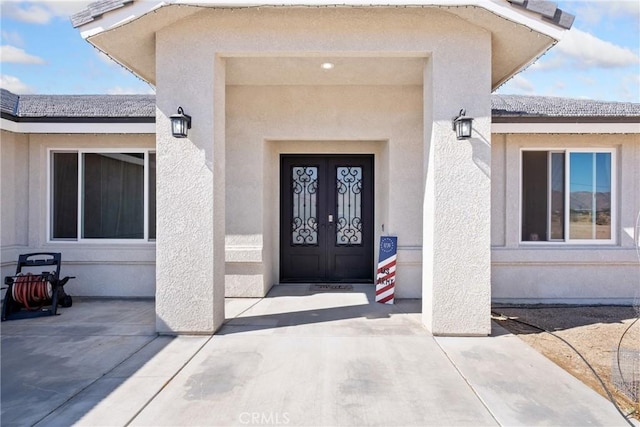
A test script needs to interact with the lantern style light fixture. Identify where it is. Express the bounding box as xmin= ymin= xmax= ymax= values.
xmin=452 ymin=109 xmax=473 ymax=140
xmin=170 ymin=106 xmax=192 ymax=138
